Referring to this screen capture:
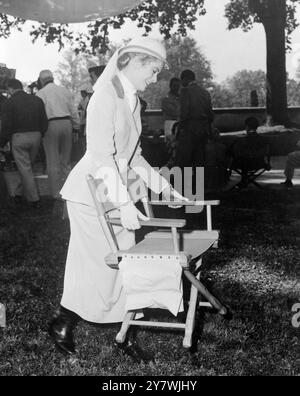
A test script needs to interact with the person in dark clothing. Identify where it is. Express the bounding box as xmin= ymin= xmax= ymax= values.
xmin=0 ymin=79 xmax=48 ymax=206
xmin=0 ymin=93 xmax=7 ymax=116
xmin=88 ymin=65 xmax=106 ymax=87
xmin=175 ymin=69 xmax=214 ymax=169
xmin=230 ymin=117 xmax=270 ymax=188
